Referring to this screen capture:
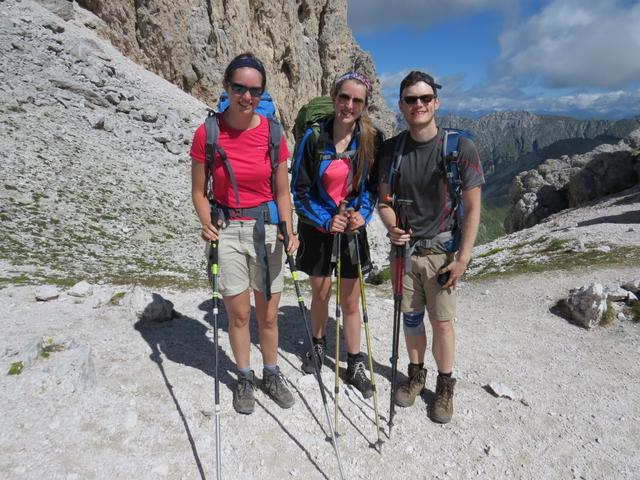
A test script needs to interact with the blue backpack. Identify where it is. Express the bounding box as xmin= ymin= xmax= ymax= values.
xmin=388 ymin=128 xmax=471 ymax=252
xmin=217 ymin=90 xmax=278 ymax=119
